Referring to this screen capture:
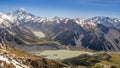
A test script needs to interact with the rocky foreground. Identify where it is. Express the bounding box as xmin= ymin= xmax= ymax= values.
xmin=0 ymin=44 xmax=66 ymax=68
